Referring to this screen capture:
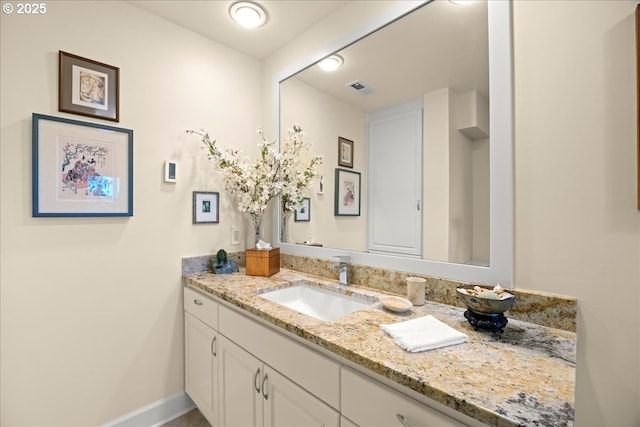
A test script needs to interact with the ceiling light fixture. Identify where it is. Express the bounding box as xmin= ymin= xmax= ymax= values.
xmin=317 ymin=55 xmax=344 ymax=72
xmin=449 ymin=0 xmax=474 ymax=4
xmin=230 ymin=1 xmax=267 ymax=29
